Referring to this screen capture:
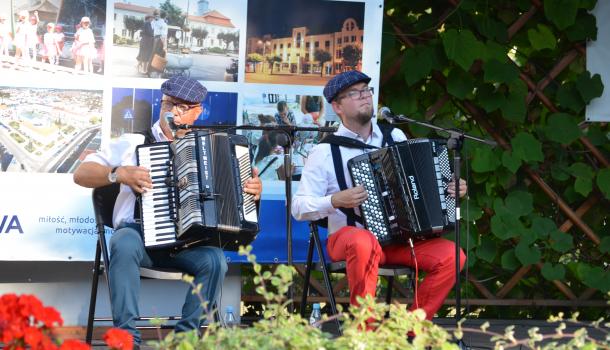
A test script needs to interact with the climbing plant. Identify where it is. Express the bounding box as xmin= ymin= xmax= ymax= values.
xmin=380 ymin=0 xmax=609 ymax=319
